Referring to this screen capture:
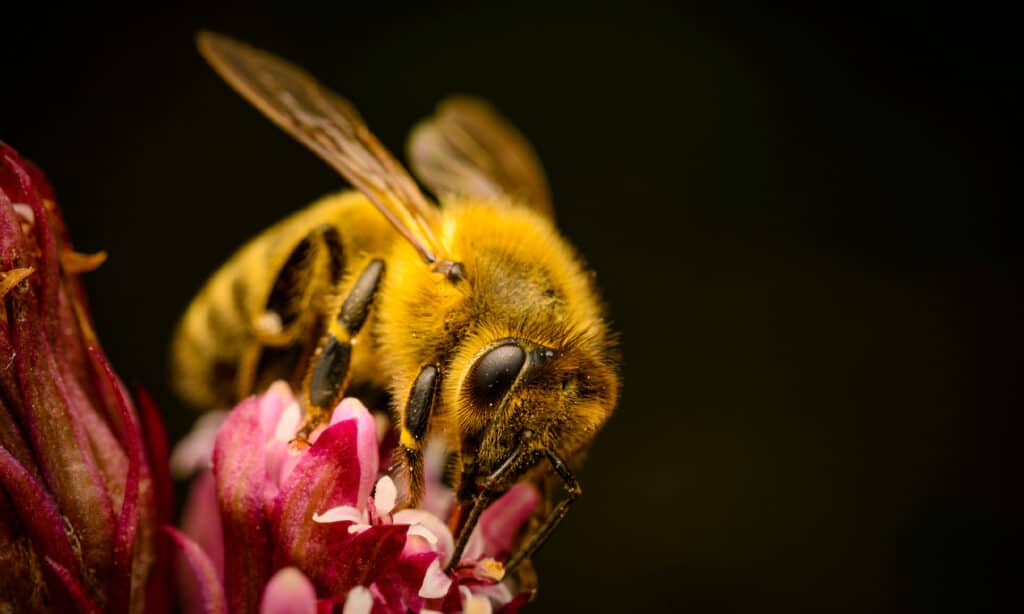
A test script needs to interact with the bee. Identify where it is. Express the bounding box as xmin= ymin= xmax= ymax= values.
xmin=172 ymin=32 xmax=620 ymax=573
